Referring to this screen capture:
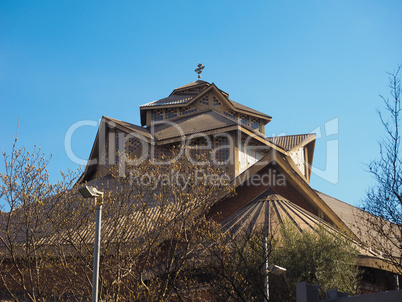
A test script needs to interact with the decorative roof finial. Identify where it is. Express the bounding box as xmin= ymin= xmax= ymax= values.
xmin=195 ymin=63 xmax=205 ymax=79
